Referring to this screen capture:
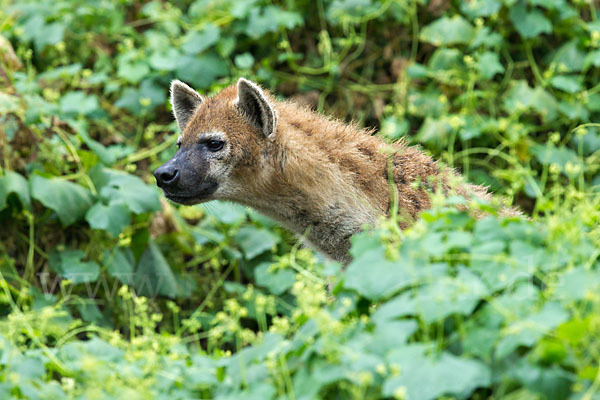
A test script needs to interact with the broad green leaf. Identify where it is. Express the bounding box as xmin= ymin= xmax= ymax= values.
xmin=22 ymin=16 xmax=65 ymax=51
xmin=181 ymin=24 xmax=220 ymax=55
xmin=77 ymin=302 xmax=110 ymax=327
xmin=509 ymin=2 xmax=552 ymax=39
xmin=503 ymin=81 xmax=558 ymax=122
xmin=59 ymin=91 xmax=100 ymax=116
xmin=149 ymin=48 xmax=181 ymax=71
xmin=117 ymin=59 xmax=150 ymax=84
xmin=408 ymin=88 xmax=448 ymax=118
xmin=552 ymin=40 xmax=585 ymax=73
xmin=70 ymin=120 xmax=116 ymax=165
xmin=496 ymin=302 xmax=569 ymax=359
xmin=31 ymin=175 xmax=94 ymax=226
xmin=49 ymin=249 xmax=100 ymax=284
xmin=235 ymin=226 xmax=280 ymax=259
xmin=115 ymin=79 xmax=165 ymax=115
xmin=134 ymin=239 xmax=181 ymax=298
xmin=558 ymin=100 xmax=589 ymax=121
xmin=572 ymin=128 xmax=600 ymax=156
xmin=94 ymin=168 xmax=160 ymax=214
xmin=255 ymin=262 xmax=295 ymax=295
xmin=413 ymin=267 xmax=488 ymax=323
xmin=416 ymin=117 xmax=452 ymax=147
xmin=344 ymin=245 xmax=445 ymax=300
xmin=531 ymin=143 xmax=580 ymax=170
xmin=584 ymin=50 xmax=600 ymax=70
xmin=245 ymin=6 xmax=303 ymax=39
xmin=327 ymin=0 xmax=380 ymax=23
xmin=460 ymin=0 xmax=502 ymax=18
xmin=476 ymin=51 xmax=504 ymax=79
xmin=420 ymin=15 xmax=475 ymax=46
xmin=0 ymin=171 xmax=31 ymax=210
xmin=384 ymin=345 xmax=490 ymax=400
xmin=103 ymin=248 xmax=135 ymax=285
xmin=234 ymin=53 xmax=254 ymax=69
xmin=38 ymin=63 xmax=82 ymax=81
xmin=549 ymin=75 xmax=582 ymax=93
xmin=85 ymin=202 xmax=130 ymax=237
xmin=176 ymin=52 xmax=228 ymax=89
xmin=470 ymin=27 xmax=503 ymax=48
xmin=553 ymin=268 xmax=600 ymax=301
